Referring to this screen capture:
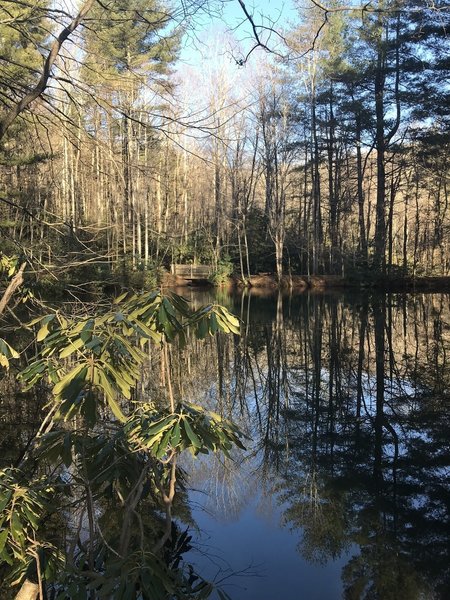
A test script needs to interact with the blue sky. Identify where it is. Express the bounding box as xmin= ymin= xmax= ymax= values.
xmin=218 ymin=0 xmax=296 ymax=29
xmin=179 ymin=0 xmax=297 ymax=65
